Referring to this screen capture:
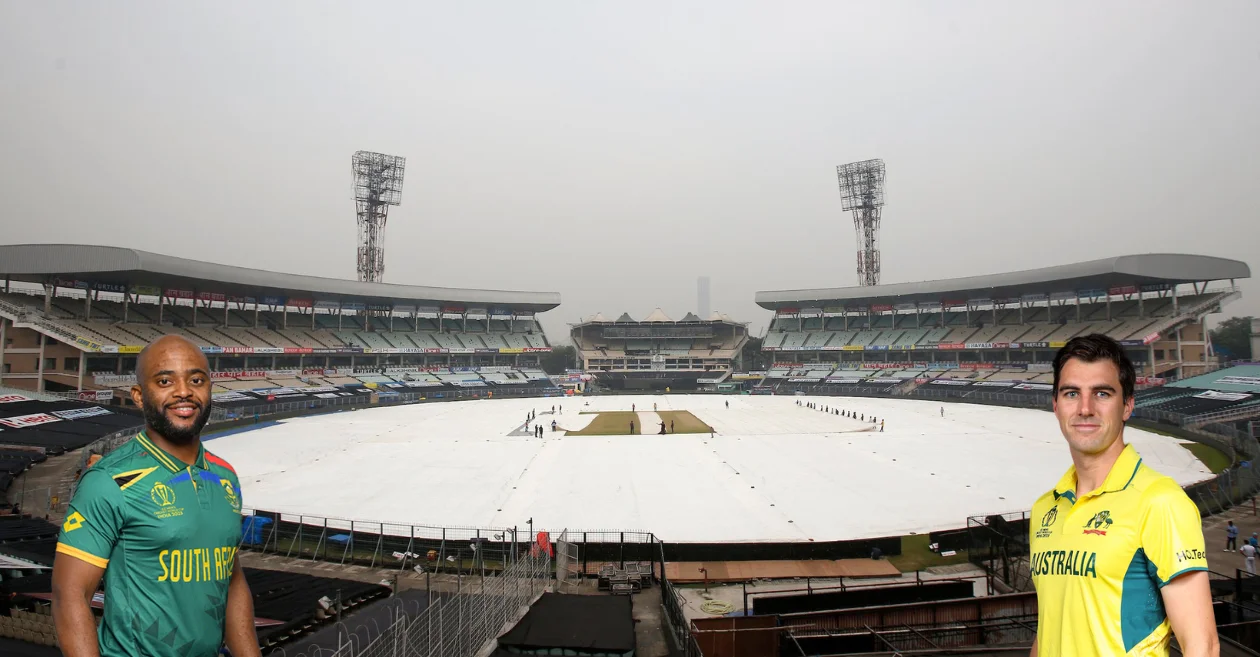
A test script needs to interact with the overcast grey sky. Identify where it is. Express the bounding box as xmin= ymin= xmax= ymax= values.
xmin=2 ymin=1 xmax=1257 ymax=341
